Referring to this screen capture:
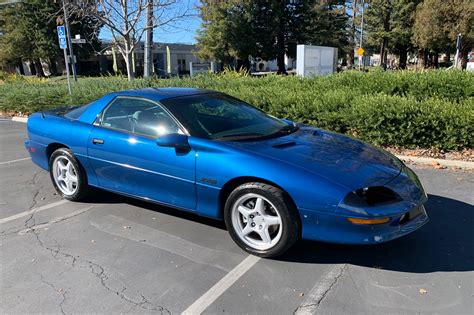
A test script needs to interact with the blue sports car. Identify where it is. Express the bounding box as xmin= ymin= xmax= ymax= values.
xmin=25 ymin=88 xmax=428 ymax=257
